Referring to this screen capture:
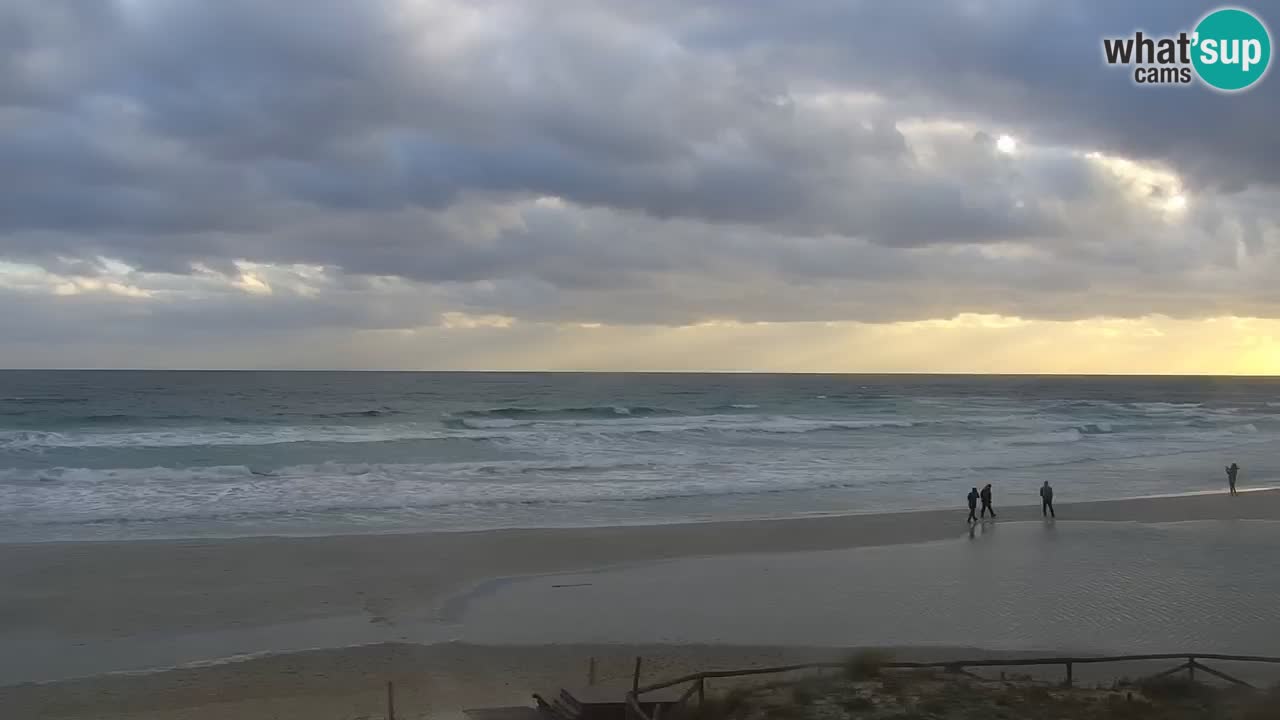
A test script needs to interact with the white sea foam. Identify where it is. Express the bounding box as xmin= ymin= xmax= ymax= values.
xmin=6 ymin=373 xmax=1280 ymax=542
xmin=454 ymin=413 xmax=921 ymax=434
xmin=0 ymin=459 xmax=876 ymax=529
xmin=1000 ymin=429 xmax=1084 ymax=446
xmin=1 ymin=414 xmax=936 ymax=451
xmin=0 ymin=425 xmax=460 ymax=451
